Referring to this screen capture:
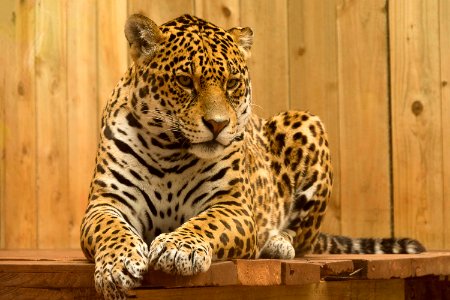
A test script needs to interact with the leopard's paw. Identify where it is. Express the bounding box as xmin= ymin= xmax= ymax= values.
xmin=148 ymin=232 xmax=212 ymax=275
xmin=94 ymin=241 xmax=149 ymax=300
xmin=259 ymin=233 xmax=295 ymax=259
